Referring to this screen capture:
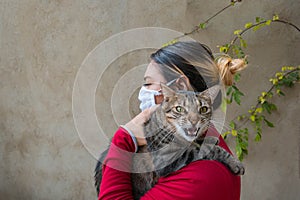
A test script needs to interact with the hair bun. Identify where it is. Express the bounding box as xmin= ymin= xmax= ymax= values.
xmin=216 ymin=56 xmax=247 ymax=86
